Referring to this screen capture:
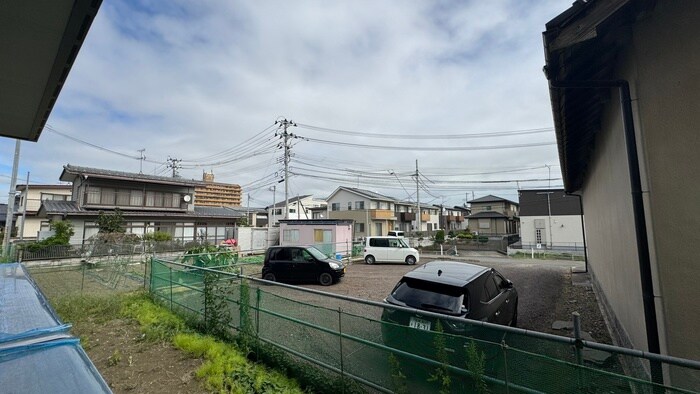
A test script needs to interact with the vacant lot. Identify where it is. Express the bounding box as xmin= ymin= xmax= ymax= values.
xmin=298 ymin=252 xmax=611 ymax=342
